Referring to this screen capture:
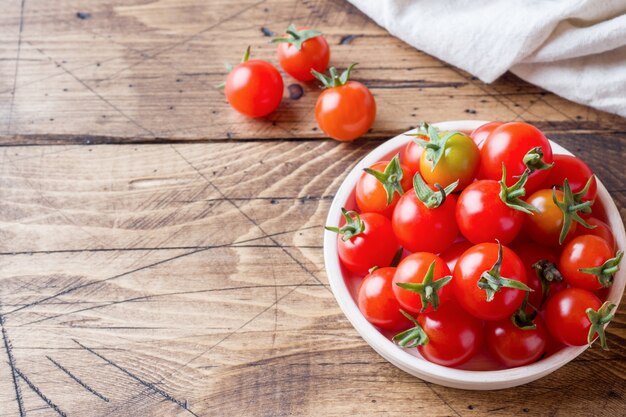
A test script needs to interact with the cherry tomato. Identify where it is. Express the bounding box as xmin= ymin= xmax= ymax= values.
xmin=512 ymin=242 xmax=564 ymax=308
xmin=486 ymin=314 xmax=548 ymax=367
xmin=273 ymin=25 xmax=330 ymax=82
xmin=356 ymin=156 xmax=412 ymax=217
xmin=574 ymin=217 xmax=615 ymax=251
xmin=453 ymin=242 xmax=529 ymax=321
xmin=313 ymin=64 xmax=376 ymax=141
xmin=394 ymin=303 xmax=483 ymax=367
xmin=358 ymin=267 xmax=406 ymax=330
xmin=542 ymin=155 xmax=597 ymax=202
xmin=326 ymin=209 xmax=400 ymax=274
xmin=440 ymin=240 xmax=473 ymax=271
xmin=480 ymin=122 xmax=553 ymax=193
xmin=392 ymin=174 xmax=458 ymax=253
xmin=525 ymin=189 xmax=577 ymax=247
xmin=224 ymin=47 xmax=283 ymax=118
xmin=392 ymin=253 xmax=453 ymax=314
xmin=559 ymin=235 xmax=621 ymax=291
xmin=418 ymin=127 xmax=480 ymax=190
xmin=470 ymin=121 xmax=503 ymax=149
xmin=544 ymin=288 xmax=615 ymax=348
xmin=400 ymin=138 xmax=425 ymax=176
